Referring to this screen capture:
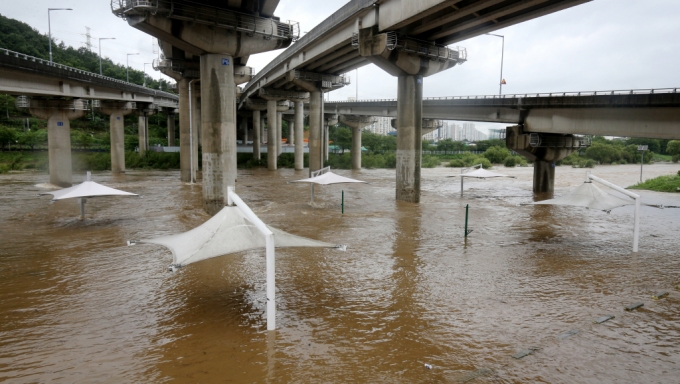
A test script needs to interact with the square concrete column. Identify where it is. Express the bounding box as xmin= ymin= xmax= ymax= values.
xmin=167 ymin=114 xmax=176 ymax=146
xmin=253 ymin=110 xmax=261 ymax=160
xmin=178 ymin=78 xmax=193 ymax=182
xmin=47 ymin=113 xmax=74 ymax=187
xmin=308 ymin=91 xmax=323 ymax=175
xmin=200 ymin=53 xmax=236 ymax=214
xmin=267 ymin=100 xmax=278 ymax=170
xmin=192 ymin=82 xmax=201 ymax=173
xmin=277 ymin=112 xmax=283 ymax=156
xmin=294 ymin=101 xmax=304 ymax=170
xmin=138 ymin=115 xmax=148 ymax=155
xmin=396 ymin=75 xmax=423 ymax=203
xmin=101 ymin=101 xmax=134 ymax=175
